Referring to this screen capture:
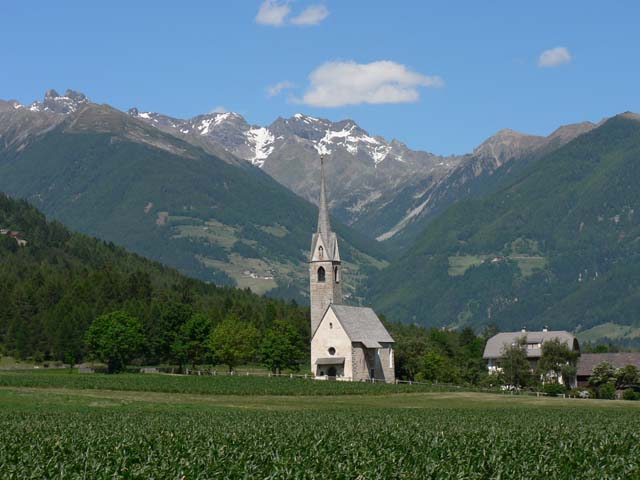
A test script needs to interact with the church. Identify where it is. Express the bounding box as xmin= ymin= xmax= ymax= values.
xmin=309 ymin=157 xmax=395 ymax=382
